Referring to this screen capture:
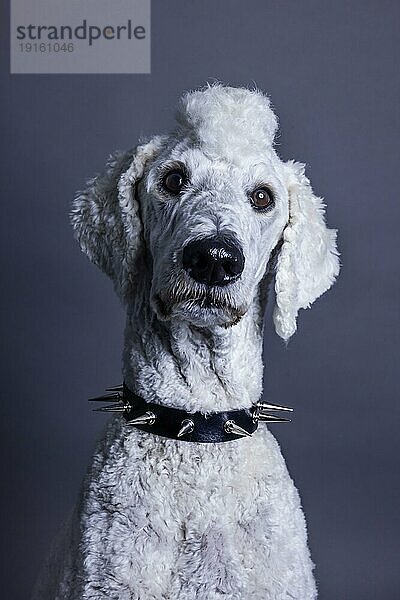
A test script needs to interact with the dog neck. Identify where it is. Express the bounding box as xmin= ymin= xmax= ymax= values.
xmin=122 ymin=291 xmax=265 ymax=413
